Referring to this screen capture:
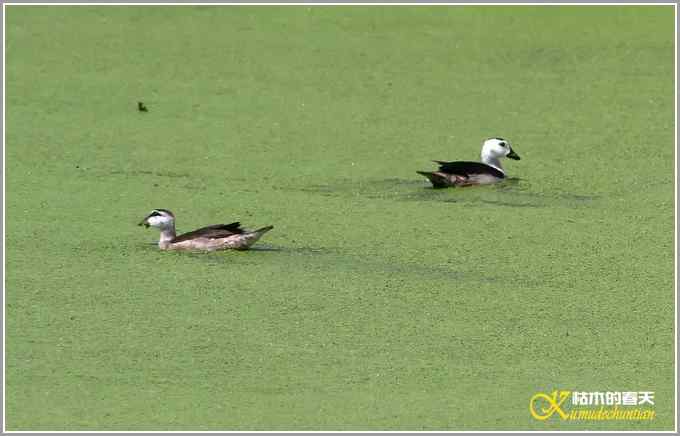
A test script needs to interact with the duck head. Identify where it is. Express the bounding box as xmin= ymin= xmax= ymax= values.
xmin=481 ymin=137 xmax=520 ymax=162
xmin=138 ymin=209 xmax=175 ymax=229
